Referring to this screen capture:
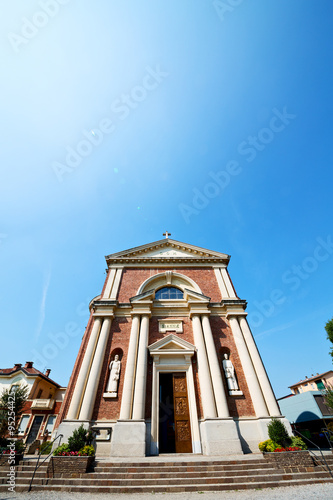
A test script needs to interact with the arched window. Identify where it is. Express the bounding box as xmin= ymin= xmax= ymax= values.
xmin=155 ymin=287 xmax=183 ymax=300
